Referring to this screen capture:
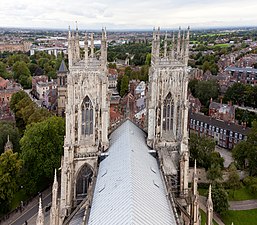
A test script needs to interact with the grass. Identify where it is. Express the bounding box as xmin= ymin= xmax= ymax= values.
xmin=213 ymin=43 xmax=230 ymax=48
xmin=222 ymin=209 xmax=257 ymax=225
xmin=198 ymin=186 xmax=257 ymax=201
xmin=228 ymin=186 xmax=257 ymax=201
xmin=200 ymin=209 xmax=219 ymax=225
